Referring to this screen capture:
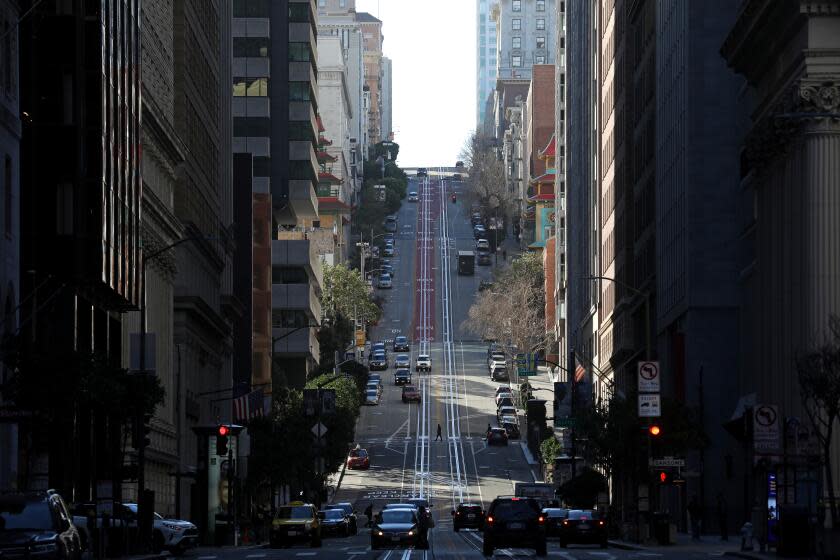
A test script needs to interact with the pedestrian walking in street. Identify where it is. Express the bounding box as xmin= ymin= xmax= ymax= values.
xmin=717 ymin=493 xmax=729 ymax=541
xmin=435 ymin=424 xmax=443 ymax=441
xmin=364 ymin=503 xmax=374 ymax=528
xmin=486 ymin=423 xmax=492 ymax=436
xmin=688 ymin=495 xmax=703 ymax=541
xmin=417 ymin=506 xmax=430 ymax=549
